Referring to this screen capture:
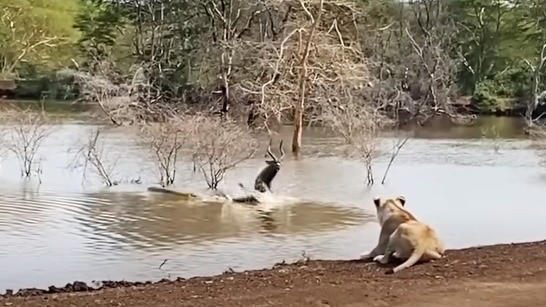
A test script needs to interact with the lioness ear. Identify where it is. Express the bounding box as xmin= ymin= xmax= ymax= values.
xmin=373 ymin=197 xmax=381 ymax=207
xmin=396 ymin=196 xmax=406 ymax=206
